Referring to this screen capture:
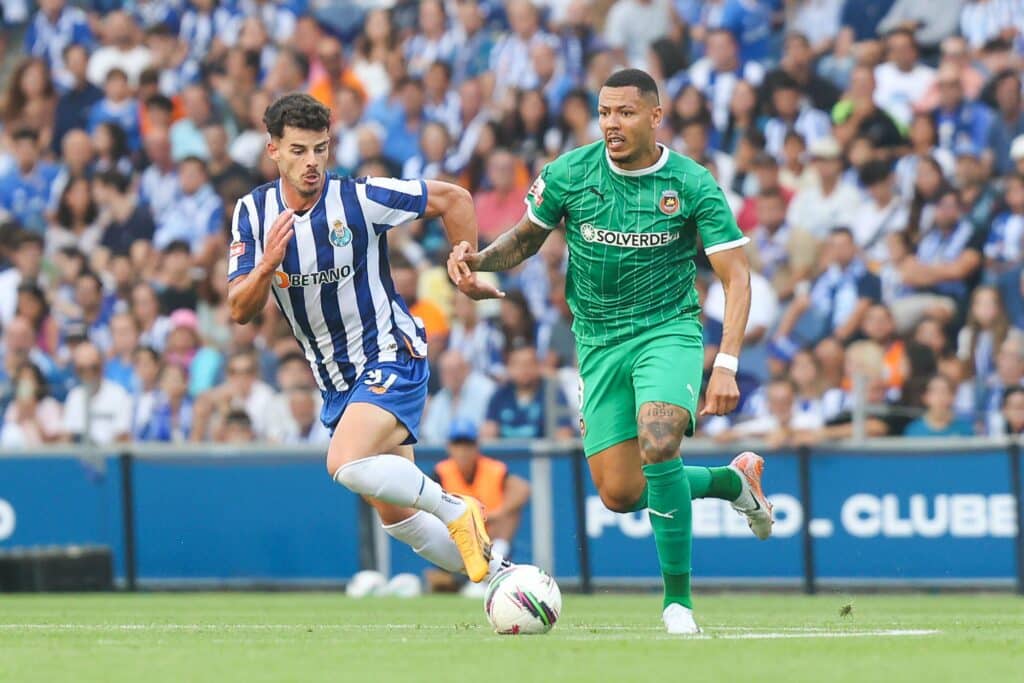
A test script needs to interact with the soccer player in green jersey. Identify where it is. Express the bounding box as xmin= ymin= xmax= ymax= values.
xmin=448 ymin=69 xmax=773 ymax=634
